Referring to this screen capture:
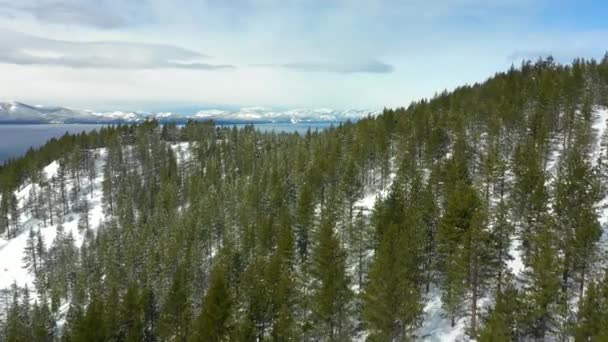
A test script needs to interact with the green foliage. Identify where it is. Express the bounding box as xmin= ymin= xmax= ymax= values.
xmin=310 ymin=217 xmax=352 ymax=340
xmin=364 ymin=223 xmax=422 ymax=340
xmin=191 ymin=264 xmax=232 ymax=341
xmin=1 ymin=57 xmax=608 ymax=341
